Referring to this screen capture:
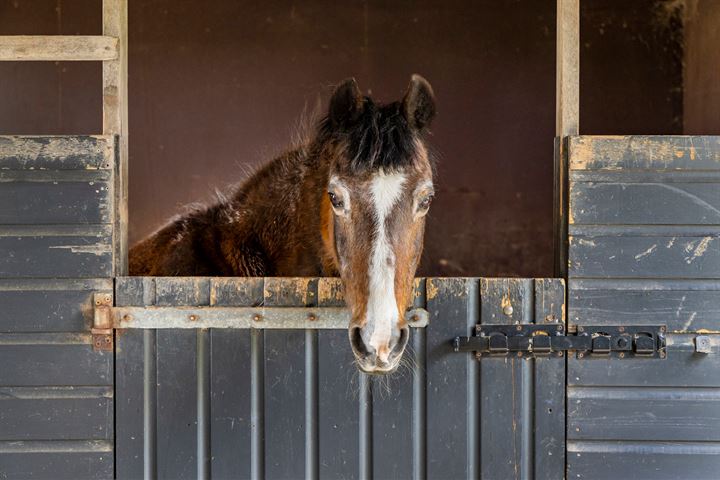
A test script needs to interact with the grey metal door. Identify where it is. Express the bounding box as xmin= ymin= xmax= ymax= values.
xmin=114 ymin=277 xmax=566 ymax=480
xmin=566 ymin=136 xmax=720 ymax=479
xmin=0 ymin=136 xmax=116 ymax=478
